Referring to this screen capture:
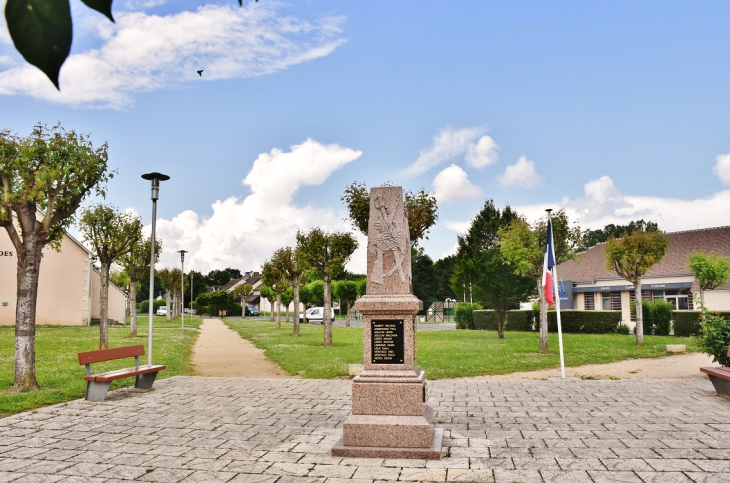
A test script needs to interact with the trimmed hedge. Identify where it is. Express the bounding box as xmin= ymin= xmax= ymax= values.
xmin=507 ymin=310 xmax=534 ymax=331
xmin=672 ymin=311 xmax=730 ymax=337
xmin=643 ymin=300 xmax=673 ymax=336
xmin=455 ymin=303 xmax=483 ymax=329
xmin=547 ymin=310 xmax=622 ymax=333
xmin=672 ymin=311 xmax=701 ymax=337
